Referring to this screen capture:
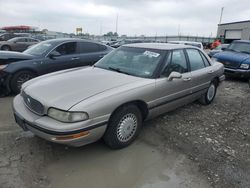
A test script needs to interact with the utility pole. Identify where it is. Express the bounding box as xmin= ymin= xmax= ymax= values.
xmin=219 ymin=7 xmax=224 ymax=24
xmin=115 ymin=14 xmax=118 ymax=34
